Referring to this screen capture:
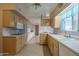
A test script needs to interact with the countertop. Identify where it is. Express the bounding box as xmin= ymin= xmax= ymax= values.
xmin=2 ymin=35 xmax=18 ymax=38
xmin=2 ymin=34 xmax=26 ymax=38
xmin=40 ymin=33 xmax=79 ymax=56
